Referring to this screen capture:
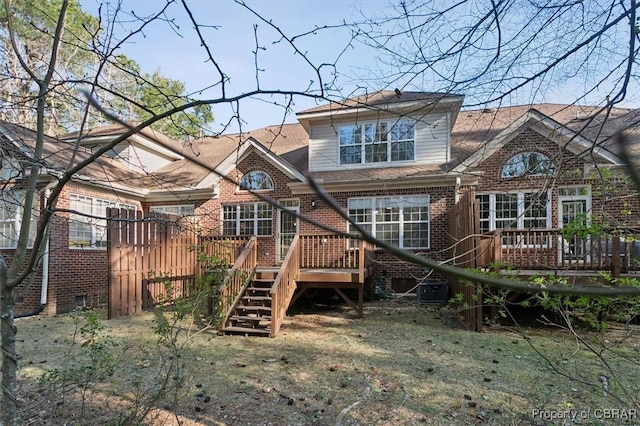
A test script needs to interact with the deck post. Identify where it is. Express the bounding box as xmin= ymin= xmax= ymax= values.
xmin=612 ymin=236 xmax=621 ymax=278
